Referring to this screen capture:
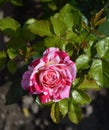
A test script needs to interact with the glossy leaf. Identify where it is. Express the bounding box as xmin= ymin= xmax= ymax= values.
xmin=89 ymin=59 xmax=109 ymax=87
xmin=0 ymin=18 xmax=21 ymax=37
xmin=27 ymin=19 xmax=52 ymax=37
xmin=76 ymin=54 xmax=90 ymax=70
xmin=50 ymin=103 xmax=60 ymax=124
xmin=50 ymin=14 xmax=67 ymax=36
xmin=59 ymin=4 xmax=82 ymax=29
xmin=84 ymin=40 xmax=95 ymax=57
xmin=68 ymin=100 xmax=82 ymax=124
xmin=78 ymin=77 xmax=100 ymax=90
xmin=71 ymin=90 xmax=91 ymax=105
xmin=58 ymin=99 xmax=68 ymax=117
xmin=97 ymin=37 xmax=109 ymax=59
